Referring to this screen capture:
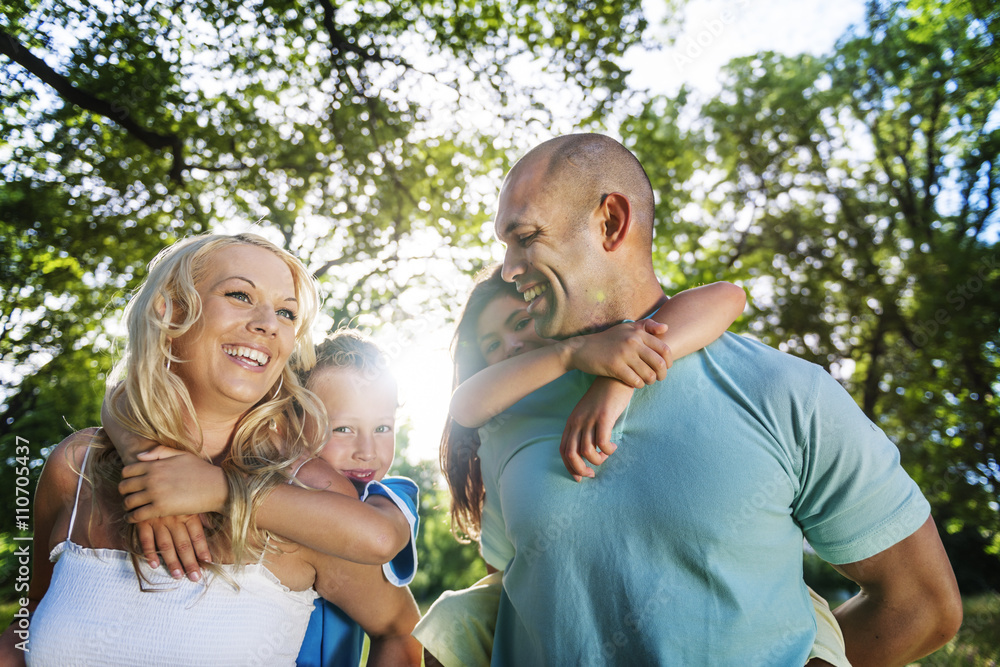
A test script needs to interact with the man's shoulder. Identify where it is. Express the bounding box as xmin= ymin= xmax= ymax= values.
xmin=704 ymin=332 xmax=825 ymax=384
